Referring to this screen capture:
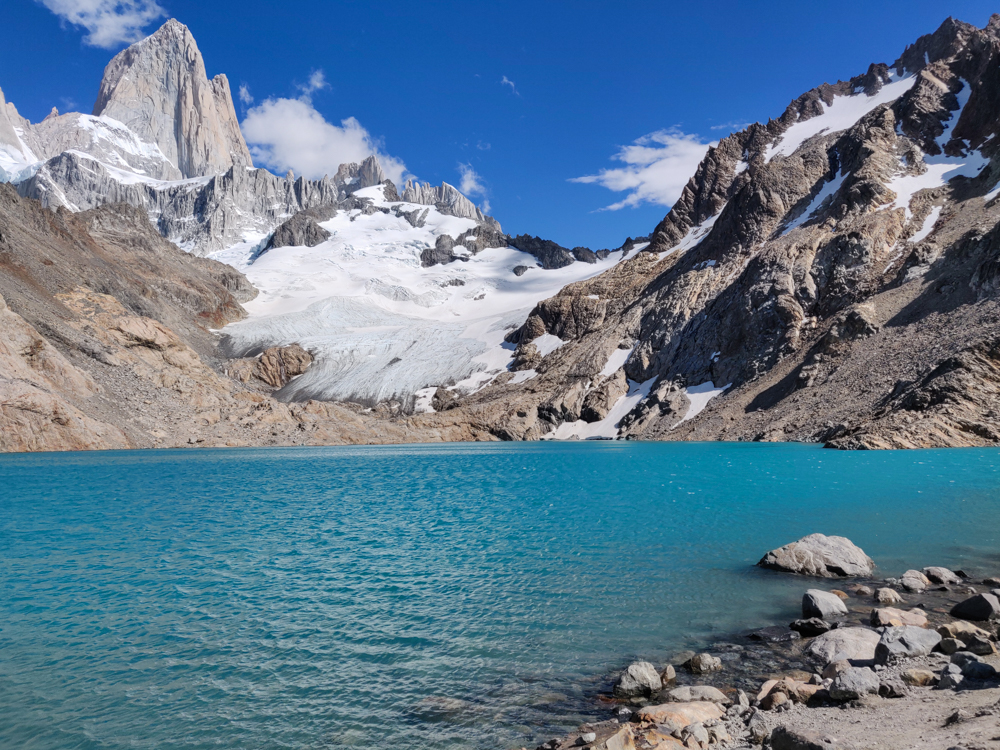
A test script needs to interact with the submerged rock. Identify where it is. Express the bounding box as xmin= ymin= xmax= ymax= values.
xmin=612 ymin=661 xmax=661 ymax=697
xmin=758 ymin=534 xmax=875 ymax=578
